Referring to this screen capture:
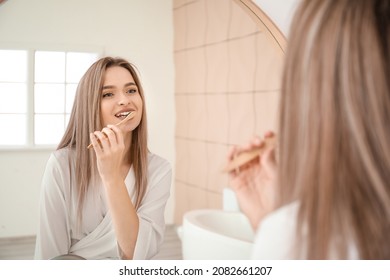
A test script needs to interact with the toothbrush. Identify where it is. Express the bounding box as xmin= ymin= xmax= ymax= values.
xmin=222 ymin=136 xmax=276 ymax=173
